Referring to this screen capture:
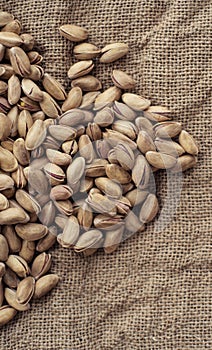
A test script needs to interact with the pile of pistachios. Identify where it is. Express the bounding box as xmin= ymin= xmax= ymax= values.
xmin=0 ymin=12 xmax=199 ymax=326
